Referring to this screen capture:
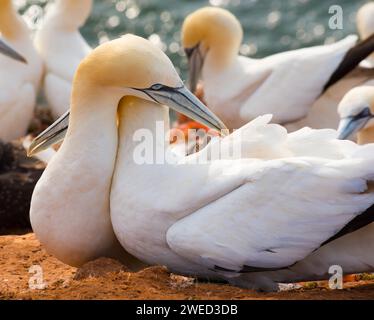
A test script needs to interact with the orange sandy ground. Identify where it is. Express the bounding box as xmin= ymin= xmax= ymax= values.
xmin=1 ymin=233 xmax=374 ymax=300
